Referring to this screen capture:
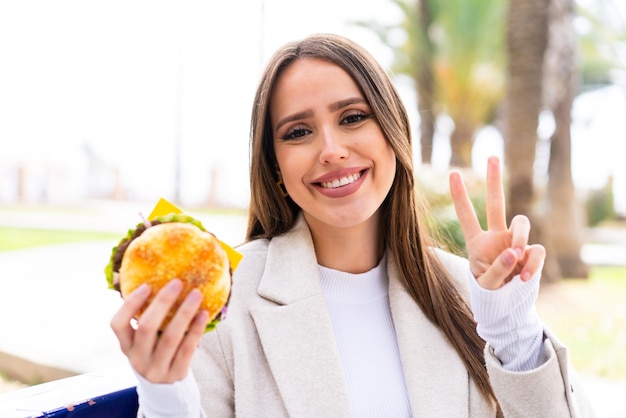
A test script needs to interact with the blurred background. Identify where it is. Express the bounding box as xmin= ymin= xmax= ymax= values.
xmin=0 ymin=0 xmax=624 ymax=415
